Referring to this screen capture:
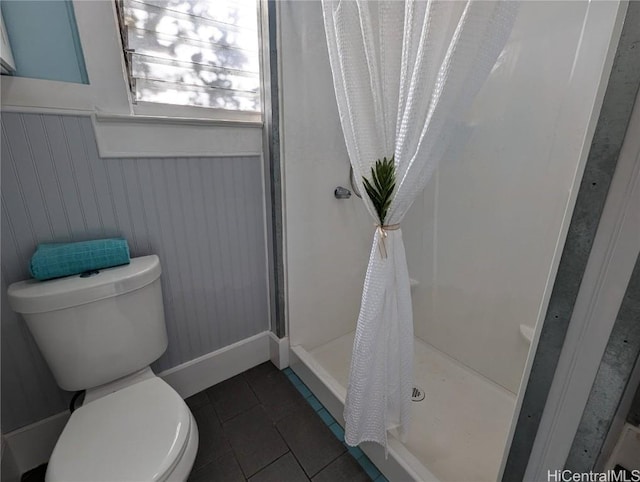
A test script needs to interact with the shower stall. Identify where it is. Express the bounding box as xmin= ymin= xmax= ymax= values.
xmin=279 ymin=1 xmax=625 ymax=480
